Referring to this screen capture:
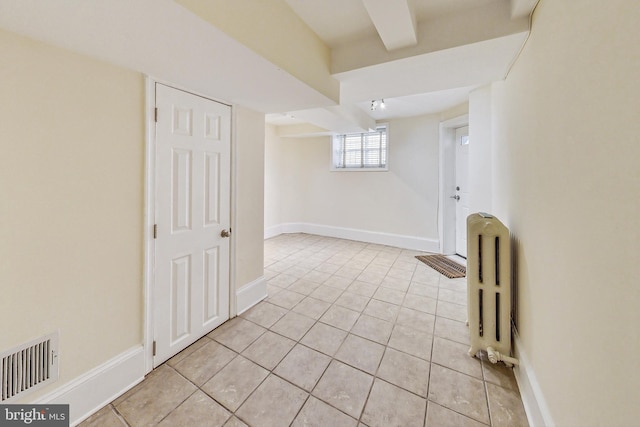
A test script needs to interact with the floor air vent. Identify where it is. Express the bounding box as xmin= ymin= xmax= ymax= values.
xmin=1 ymin=332 xmax=59 ymax=402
